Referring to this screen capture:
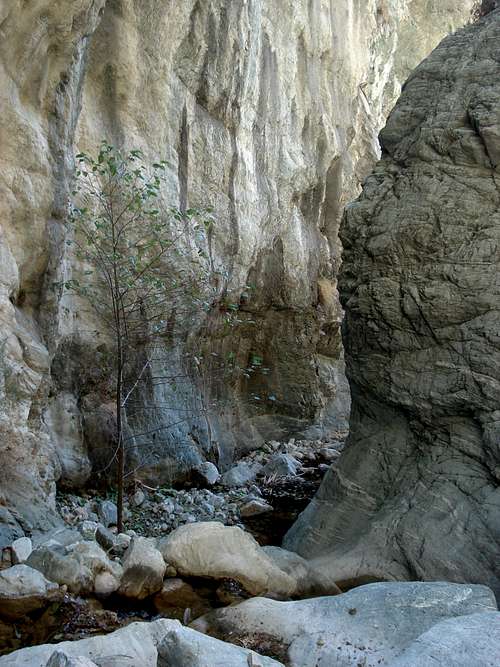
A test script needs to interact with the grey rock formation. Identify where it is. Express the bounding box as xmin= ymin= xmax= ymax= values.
xmin=26 ymin=541 xmax=122 ymax=595
xmin=193 ymin=581 xmax=498 ymax=667
xmin=0 ymin=564 xmax=60 ymax=621
xmin=285 ymin=10 xmax=500 ymax=598
xmin=388 ymin=612 xmax=500 ymax=667
xmin=0 ymin=618 xmax=282 ymax=667
xmin=157 ymin=625 xmax=284 ymax=667
xmin=0 ymin=1 xmax=474 ymax=528
xmin=0 ymin=619 xmax=174 ymax=667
